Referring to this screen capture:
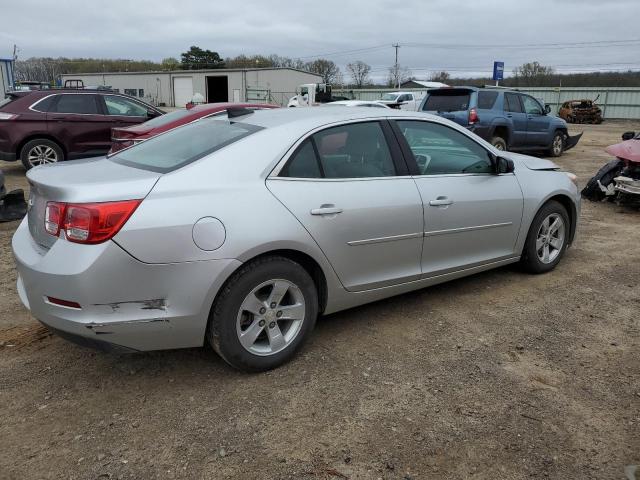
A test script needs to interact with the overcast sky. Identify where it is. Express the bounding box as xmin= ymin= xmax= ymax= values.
xmin=2 ymin=0 xmax=639 ymax=80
